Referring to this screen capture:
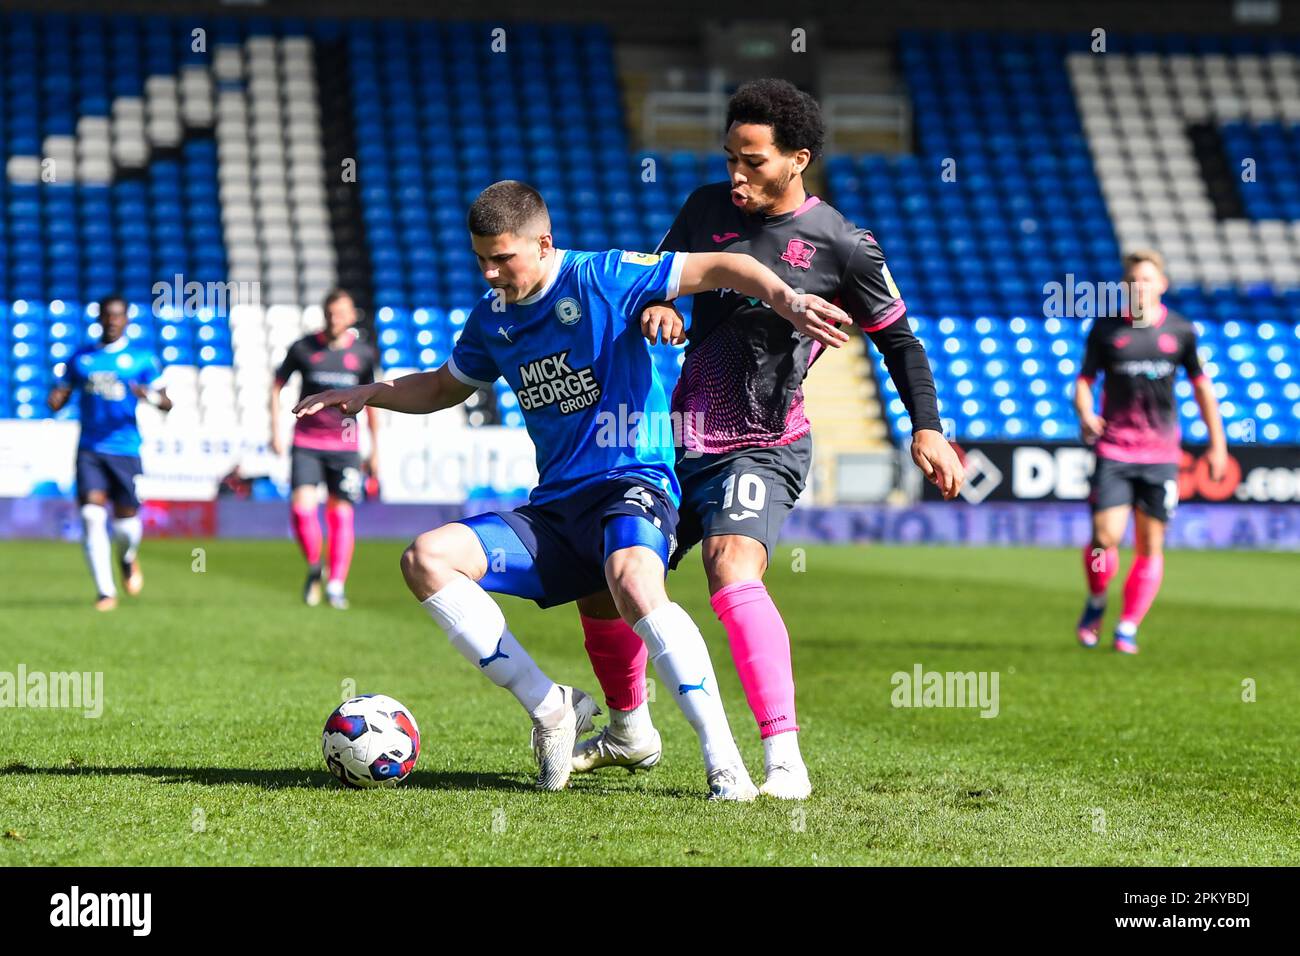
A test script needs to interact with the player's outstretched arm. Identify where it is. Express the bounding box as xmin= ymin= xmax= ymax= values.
xmin=293 ymin=364 xmax=476 ymax=419
xmin=675 ymin=252 xmax=851 ymax=348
